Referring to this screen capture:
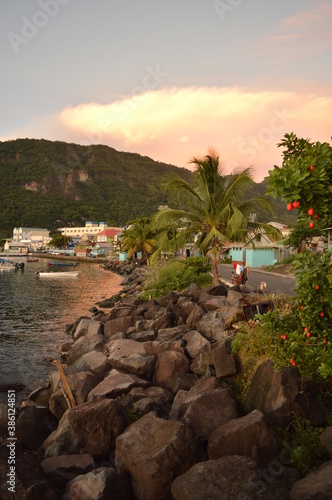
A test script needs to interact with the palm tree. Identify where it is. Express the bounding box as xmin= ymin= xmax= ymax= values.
xmin=122 ymin=217 xmax=156 ymax=263
xmin=153 ymin=150 xmax=279 ymax=285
